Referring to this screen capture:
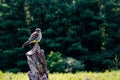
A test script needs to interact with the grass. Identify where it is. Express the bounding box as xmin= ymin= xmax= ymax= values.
xmin=0 ymin=70 xmax=120 ymax=80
